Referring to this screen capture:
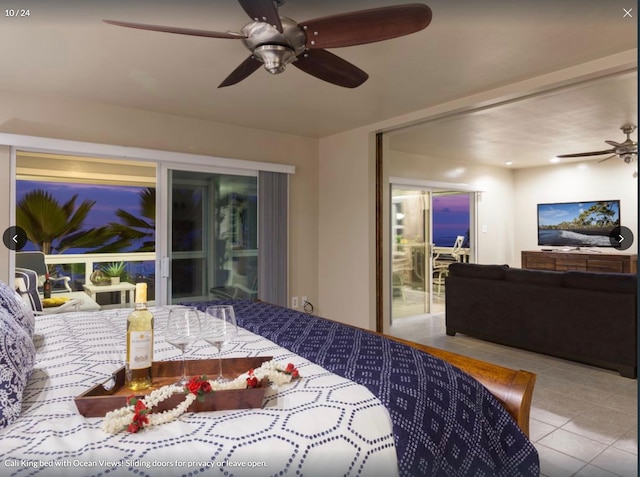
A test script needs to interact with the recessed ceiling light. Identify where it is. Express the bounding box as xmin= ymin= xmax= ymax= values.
xmin=505 ymin=161 xmax=513 ymax=166
xmin=550 ymin=157 xmax=560 ymax=164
